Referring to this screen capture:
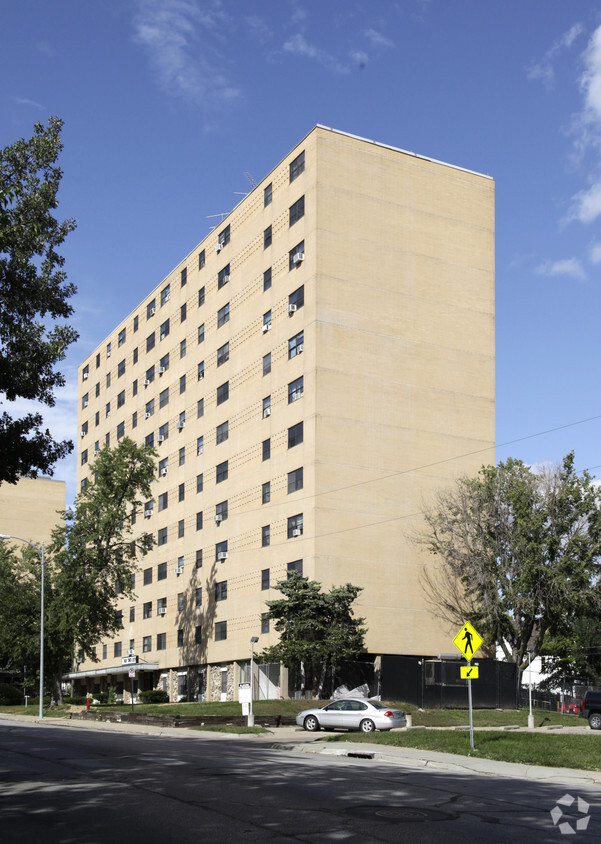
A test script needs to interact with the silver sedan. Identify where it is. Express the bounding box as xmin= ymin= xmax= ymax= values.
xmin=296 ymin=698 xmax=407 ymax=733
